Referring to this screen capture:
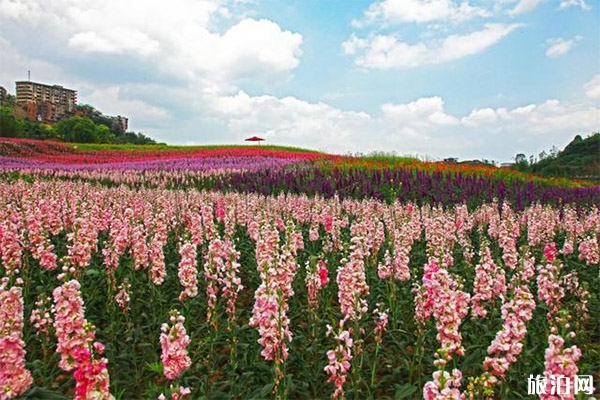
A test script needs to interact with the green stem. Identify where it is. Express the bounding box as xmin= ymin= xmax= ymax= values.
xmin=370 ymin=342 xmax=380 ymax=387
xmin=411 ymin=332 xmax=426 ymax=384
